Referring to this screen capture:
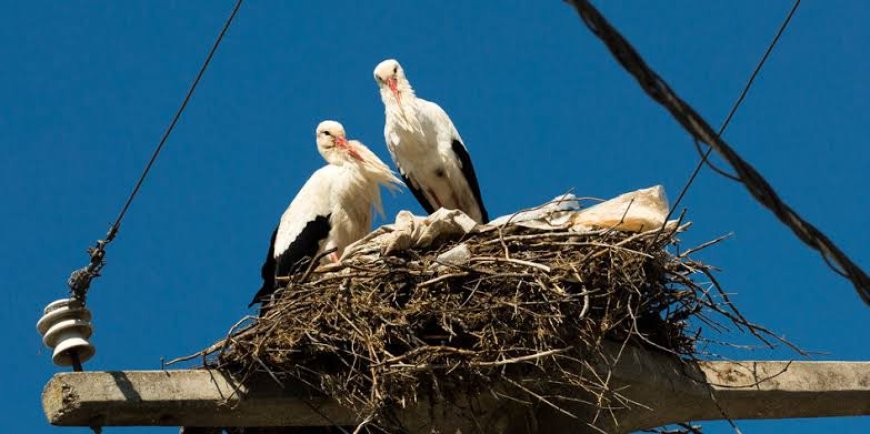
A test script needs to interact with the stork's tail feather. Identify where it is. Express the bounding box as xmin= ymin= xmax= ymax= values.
xmin=249 ymin=283 xmax=272 ymax=308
